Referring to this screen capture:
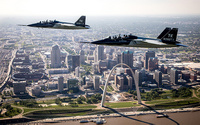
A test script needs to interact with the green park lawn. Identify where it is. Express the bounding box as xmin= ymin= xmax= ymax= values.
xmin=104 ymin=101 xmax=139 ymax=108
